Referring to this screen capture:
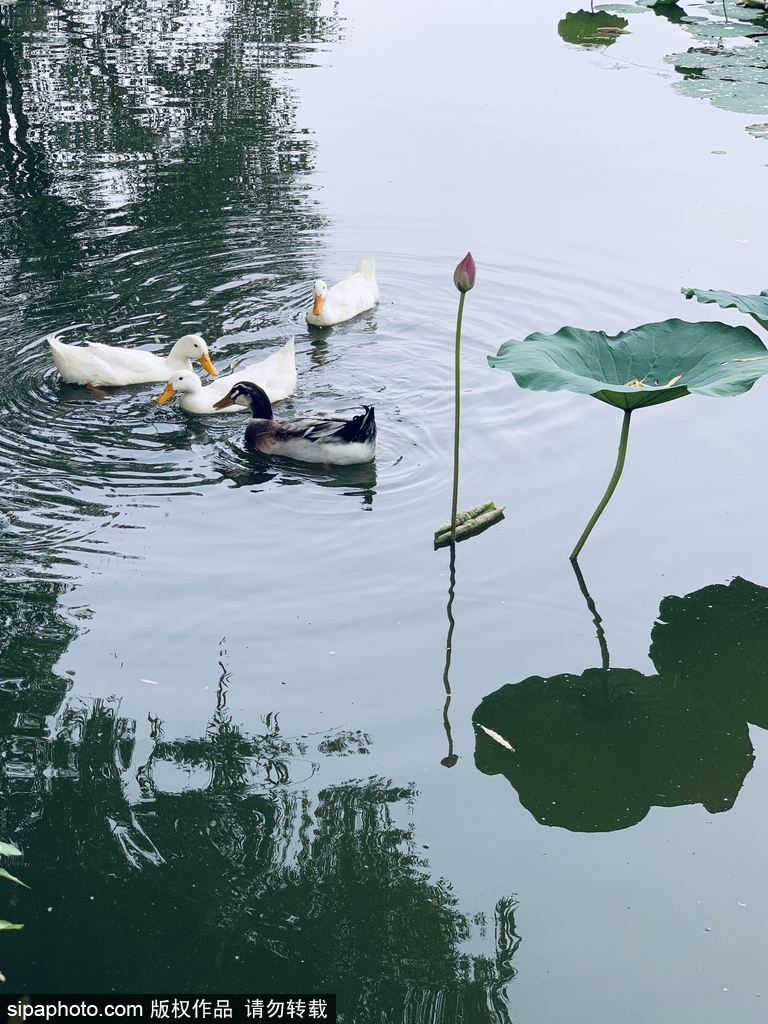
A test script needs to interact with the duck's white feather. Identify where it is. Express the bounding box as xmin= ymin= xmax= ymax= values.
xmin=306 ymin=257 xmax=379 ymax=327
xmin=48 ymin=332 xmax=216 ymax=386
xmin=156 ymin=338 xmax=296 ymax=414
xmin=264 ymin=437 xmax=374 ymax=465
